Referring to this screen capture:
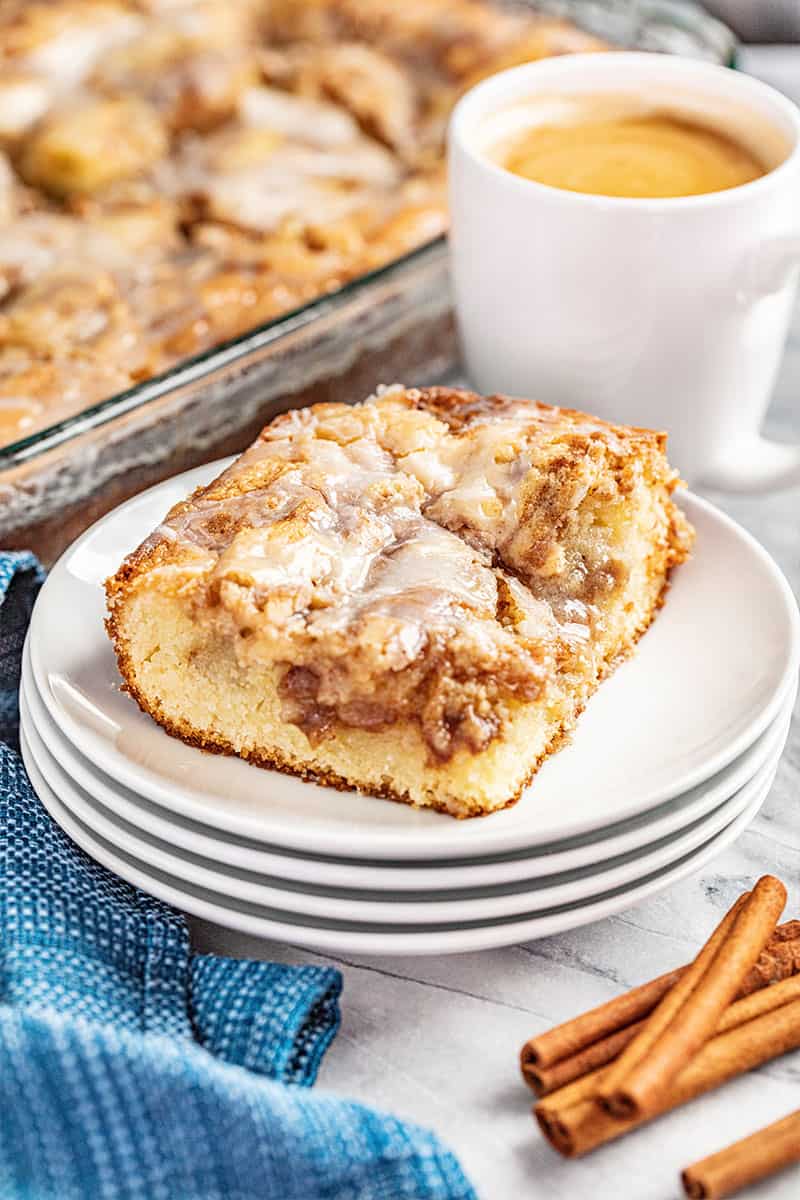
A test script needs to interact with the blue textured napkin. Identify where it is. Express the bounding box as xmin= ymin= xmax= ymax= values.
xmin=0 ymin=551 xmax=475 ymax=1200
